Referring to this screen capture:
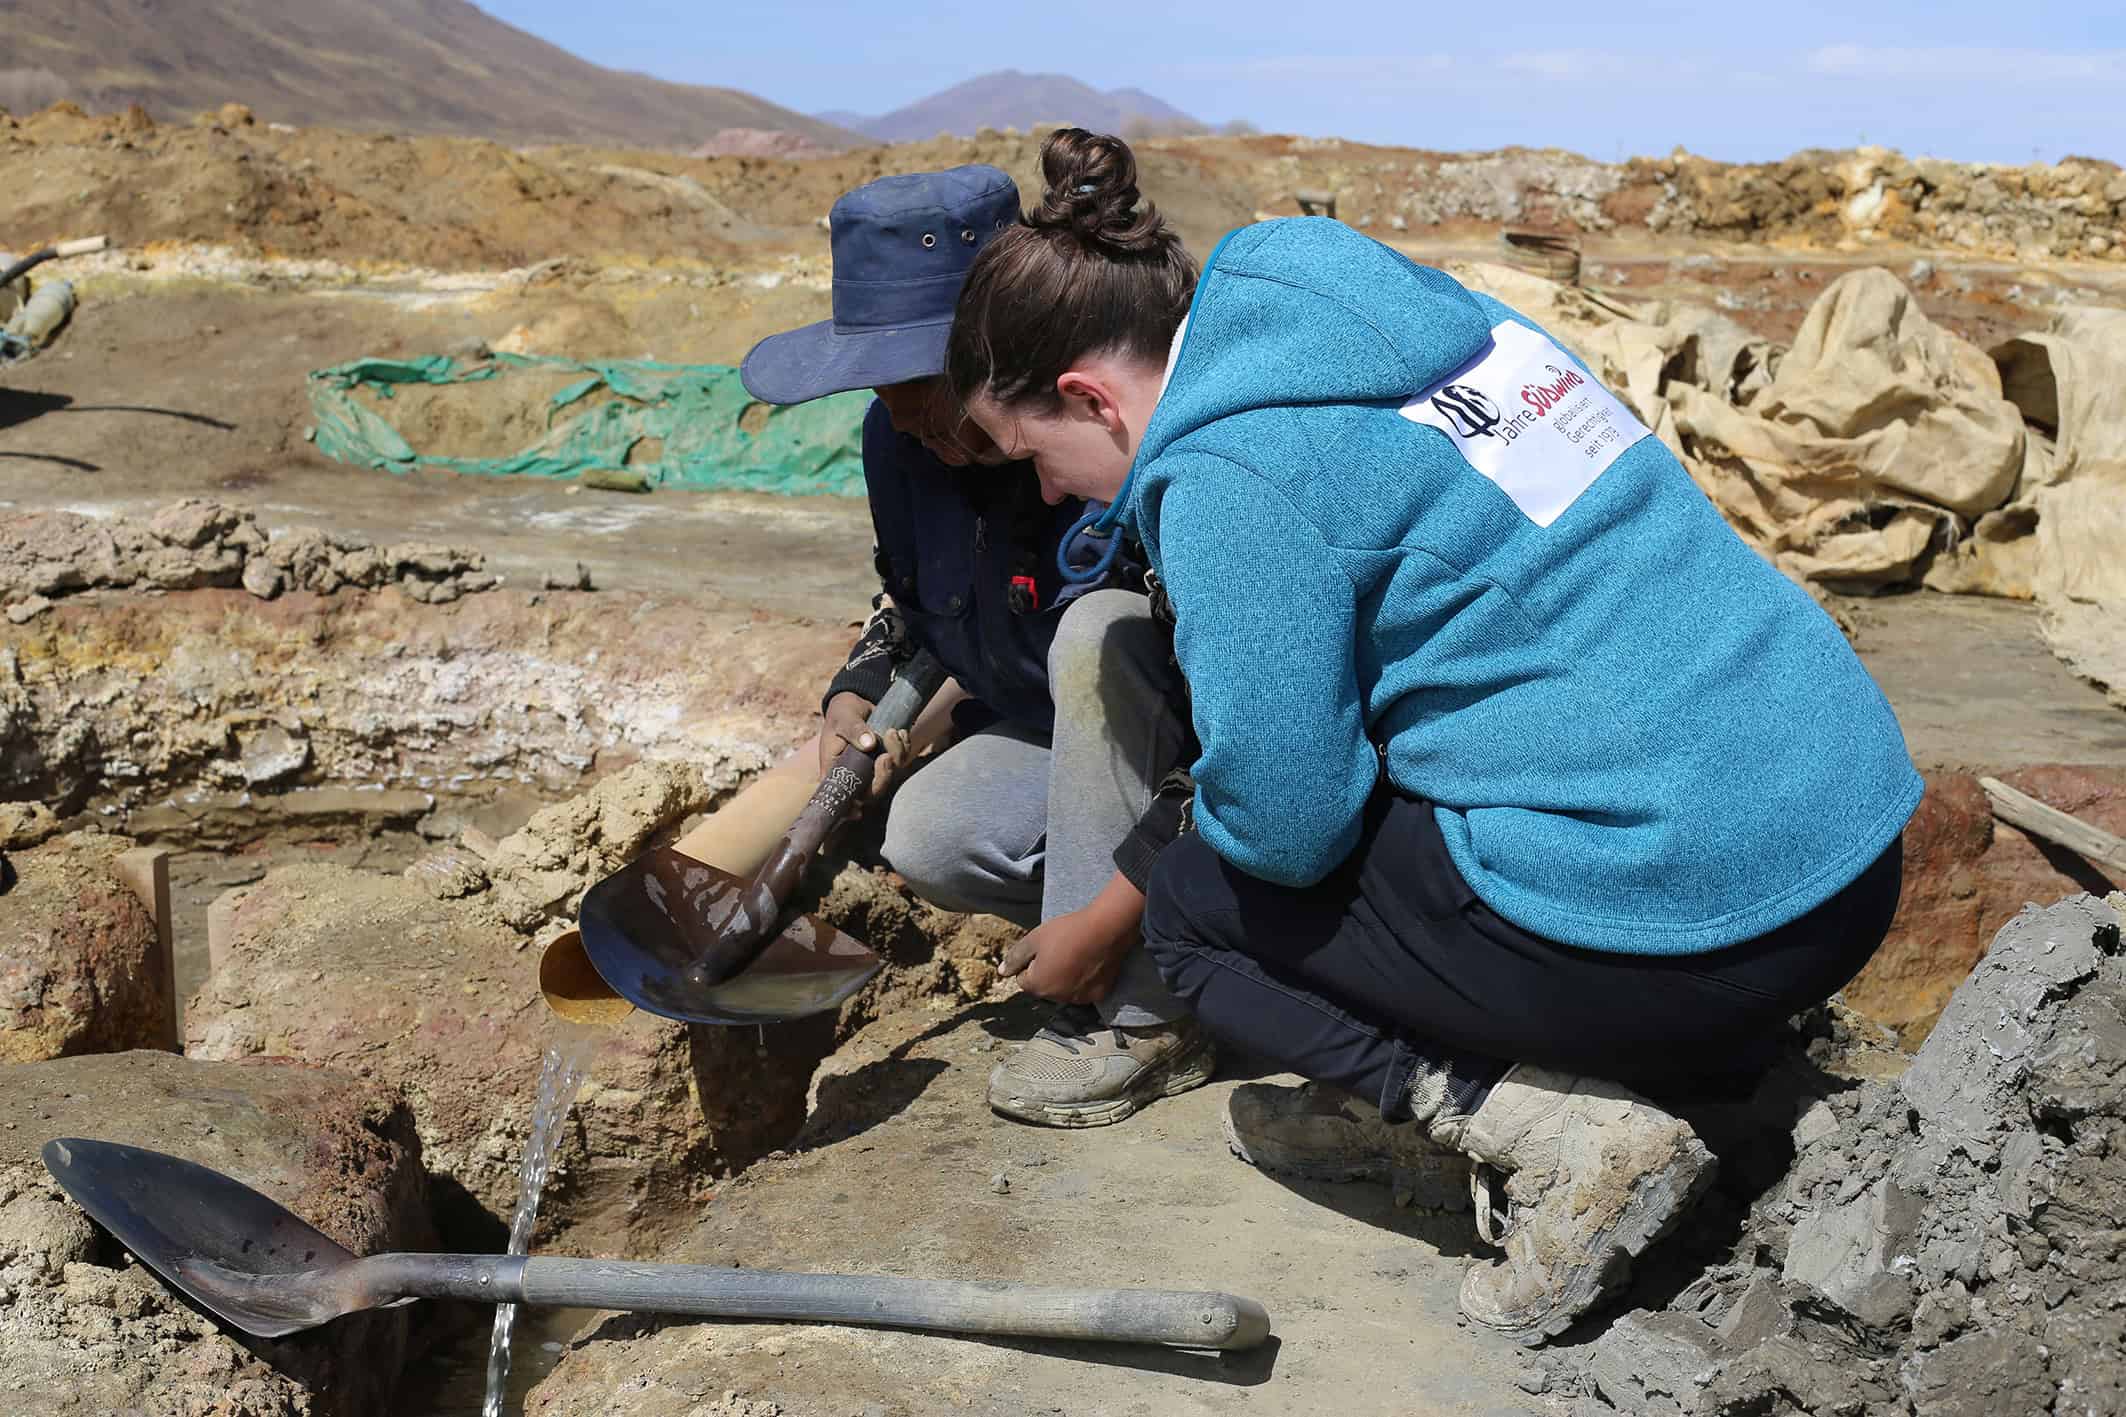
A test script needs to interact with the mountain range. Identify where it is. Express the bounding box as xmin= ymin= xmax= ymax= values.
xmin=0 ymin=0 xmax=859 ymax=150
xmin=819 ymin=70 xmax=1207 ymax=143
